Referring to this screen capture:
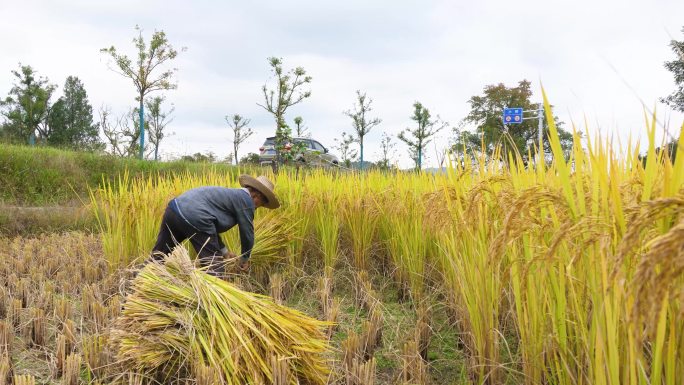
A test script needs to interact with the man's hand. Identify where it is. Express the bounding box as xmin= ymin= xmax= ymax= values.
xmin=224 ymin=251 xmax=237 ymax=260
xmin=238 ymin=256 xmax=250 ymax=272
